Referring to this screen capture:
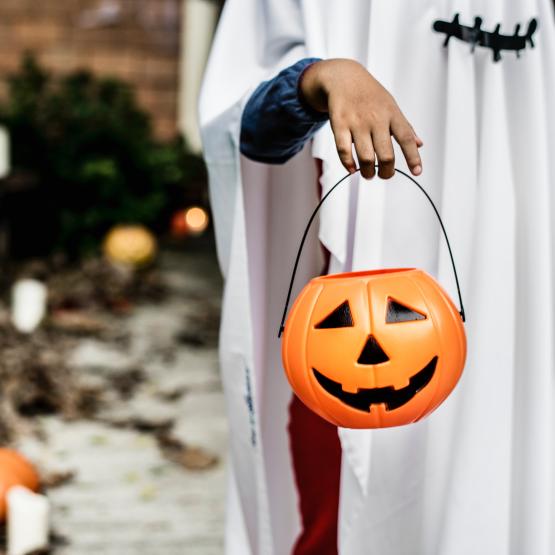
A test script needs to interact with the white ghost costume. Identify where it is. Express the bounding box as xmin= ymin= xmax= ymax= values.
xmin=199 ymin=1 xmax=555 ymax=553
